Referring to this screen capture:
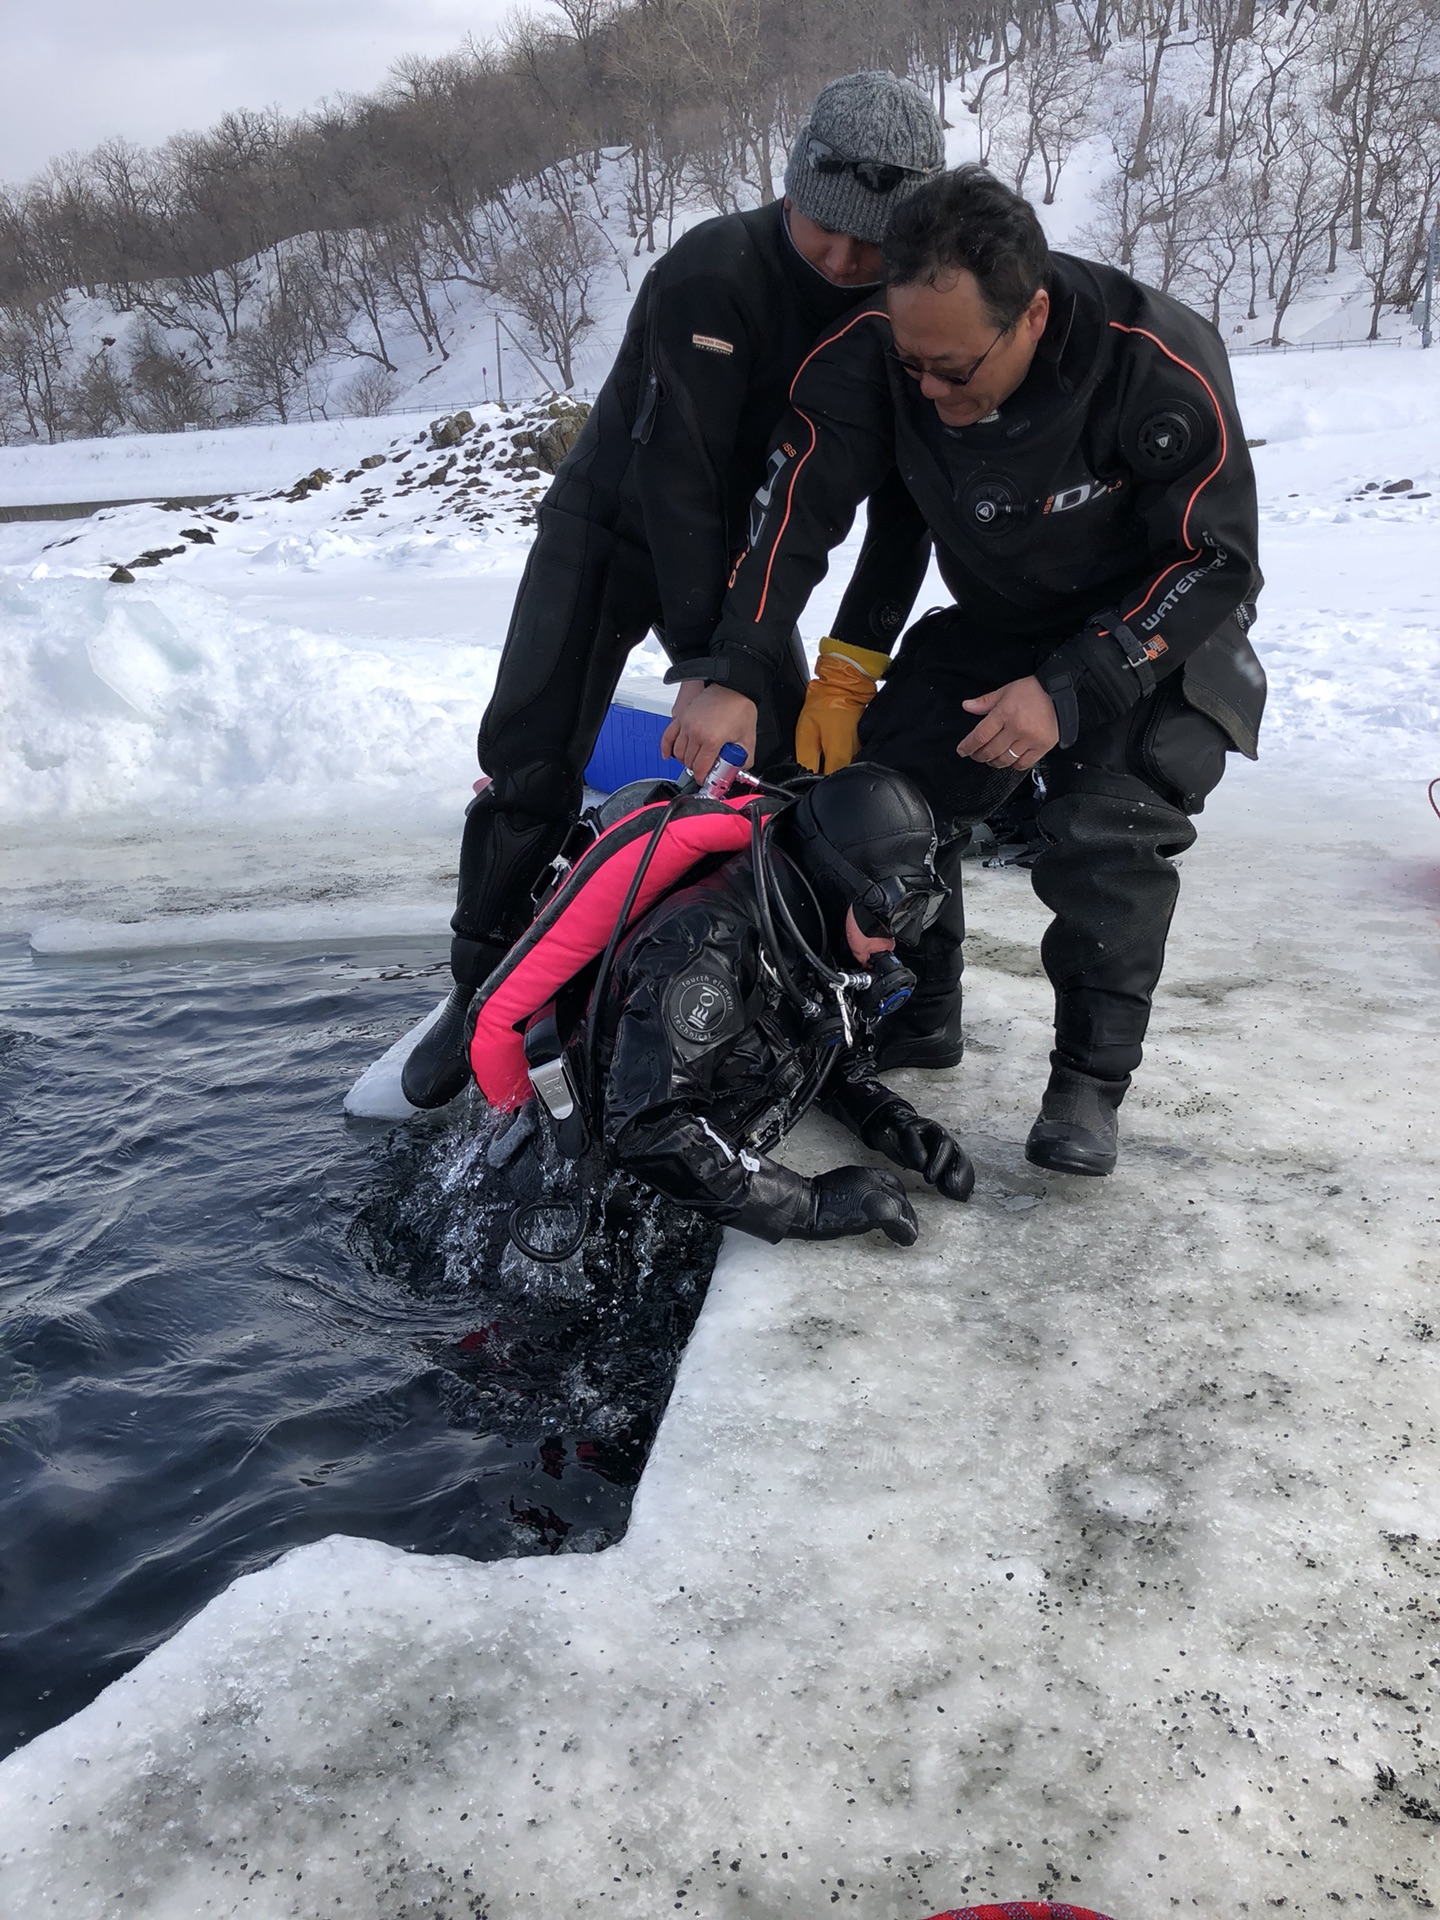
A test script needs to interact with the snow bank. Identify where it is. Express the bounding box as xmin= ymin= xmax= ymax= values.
xmin=1231 ymin=338 xmax=1440 ymax=449
xmin=0 ymin=402 xmax=587 ymax=828
xmin=0 ymin=572 xmax=501 ymax=819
